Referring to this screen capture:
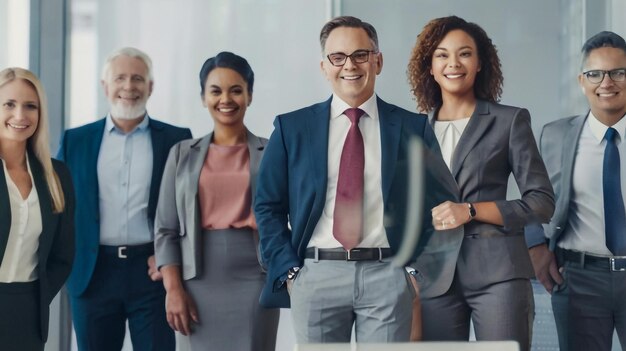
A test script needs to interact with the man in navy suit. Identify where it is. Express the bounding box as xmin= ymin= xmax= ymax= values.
xmin=255 ymin=16 xmax=455 ymax=343
xmin=57 ymin=47 xmax=191 ymax=351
